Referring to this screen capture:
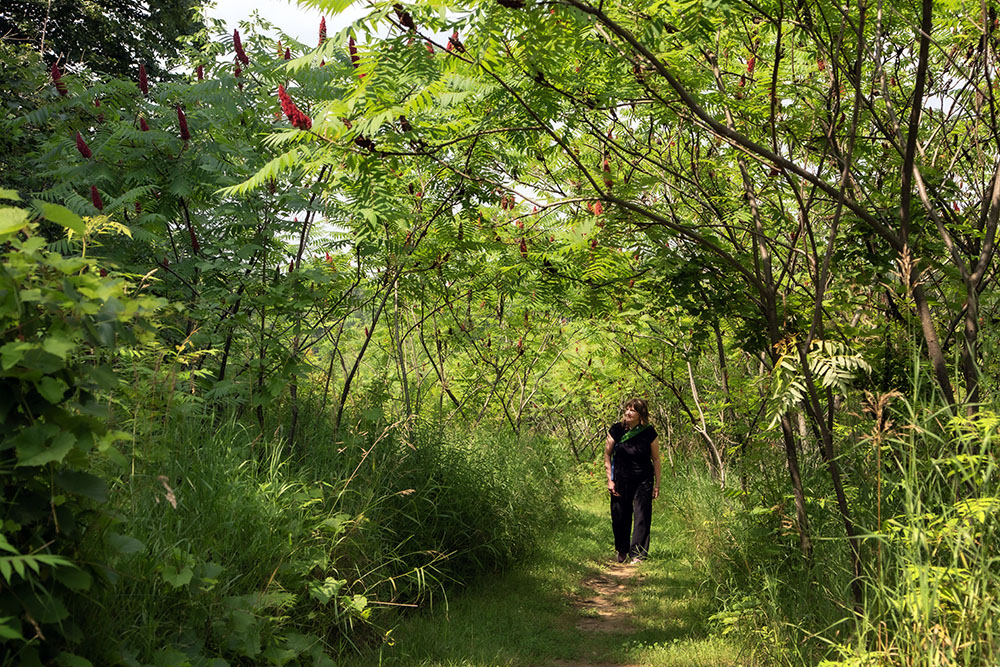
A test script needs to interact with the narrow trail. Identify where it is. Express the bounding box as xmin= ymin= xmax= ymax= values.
xmin=368 ymin=492 xmax=744 ymax=666
xmin=555 ymin=562 xmax=643 ymax=667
